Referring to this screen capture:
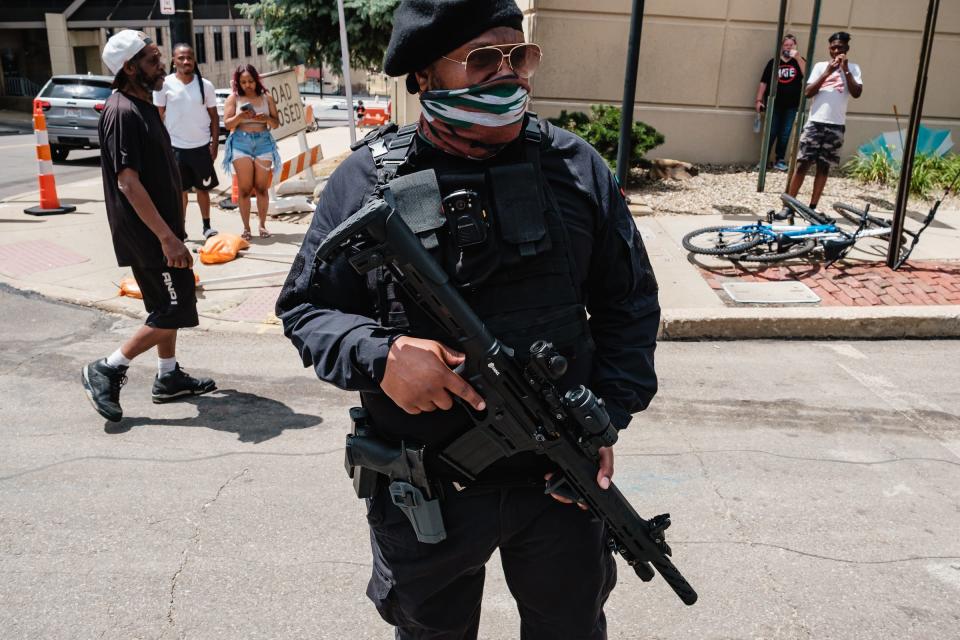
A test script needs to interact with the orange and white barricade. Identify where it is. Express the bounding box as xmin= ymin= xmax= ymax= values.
xmin=277 ymin=144 xmax=323 ymax=183
xmin=359 ymin=106 xmax=390 ymax=128
xmin=269 ymin=143 xmax=324 ymax=214
xmin=24 ymin=100 xmax=76 ymax=216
